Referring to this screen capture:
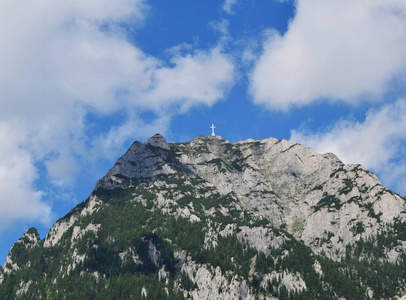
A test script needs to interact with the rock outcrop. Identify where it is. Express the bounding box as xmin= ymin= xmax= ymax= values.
xmin=145 ymin=133 xmax=171 ymax=150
